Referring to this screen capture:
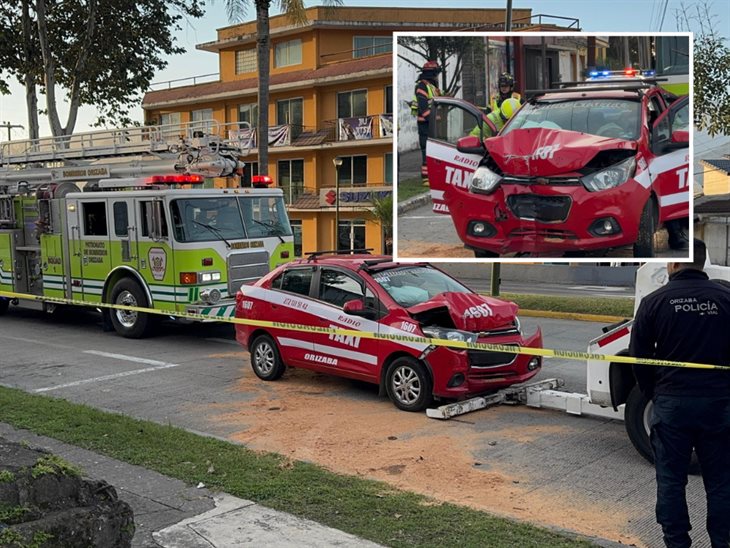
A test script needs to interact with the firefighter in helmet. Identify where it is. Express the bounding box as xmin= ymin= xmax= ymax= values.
xmin=470 ymin=97 xmax=521 ymax=139
xmin=411 ymin=61 xmax=442 ymax=185
xmin=490 ymin=72 xmax=522 ymax=113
